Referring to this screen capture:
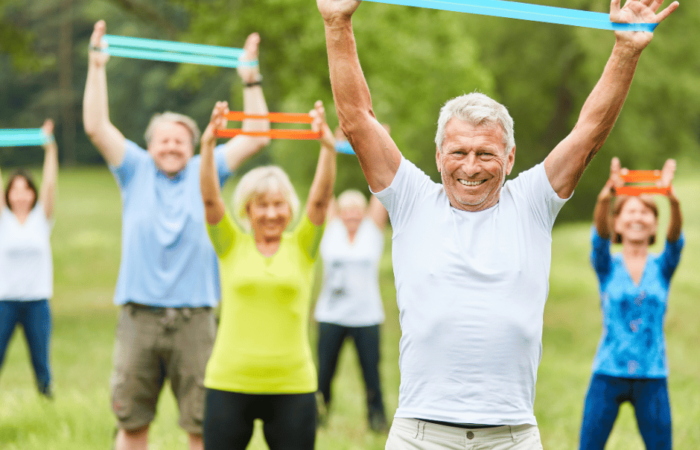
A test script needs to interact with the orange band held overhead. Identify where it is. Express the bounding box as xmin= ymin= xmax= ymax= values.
xmin=223 ymin=112 xmax=315 ymax=124
xmin=216 ymin=111 xmax=320 ymax=140
xmin=620 ymin=170 xmax=662 ymax=183
xmin=214 ymin=129 xmax=322 ymax=140
xmin=615 ymin=186 xmax=670 ymax=196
